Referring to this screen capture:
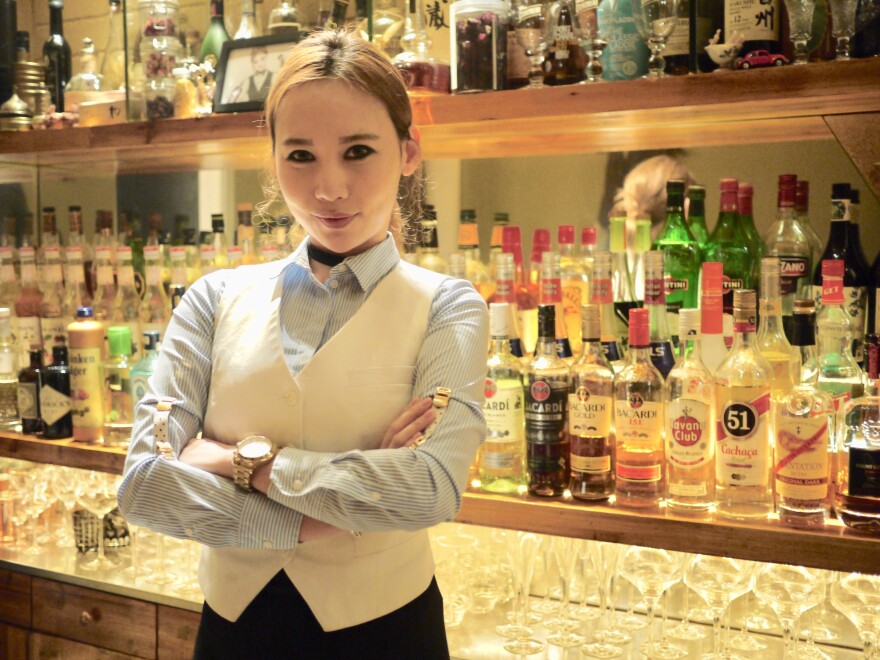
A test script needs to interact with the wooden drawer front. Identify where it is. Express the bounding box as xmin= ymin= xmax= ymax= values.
xmin=157 ymin=606 xmax=200 ymax=659
xmin=31 ymin=631 xmax=138 ymax=659
xmin=0 ymin=569 xmax=31 ymax=627
xmin=0 ymin=622 xmax=29 ymax=660
xmin=32 ymin=578 xmax=156 ymax=659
